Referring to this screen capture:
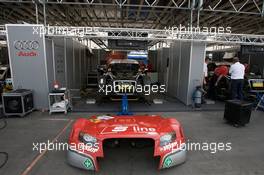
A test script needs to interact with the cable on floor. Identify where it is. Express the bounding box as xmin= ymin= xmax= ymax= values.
xmin=0 ymin=114 xmax=8 ymax=169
